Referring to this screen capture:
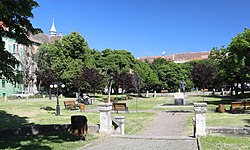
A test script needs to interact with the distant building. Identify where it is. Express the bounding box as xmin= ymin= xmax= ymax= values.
xmin=138 ymin=51 xmax=210 ymax=63
xmin=0 ymin=18 xmax=62 ymax=97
